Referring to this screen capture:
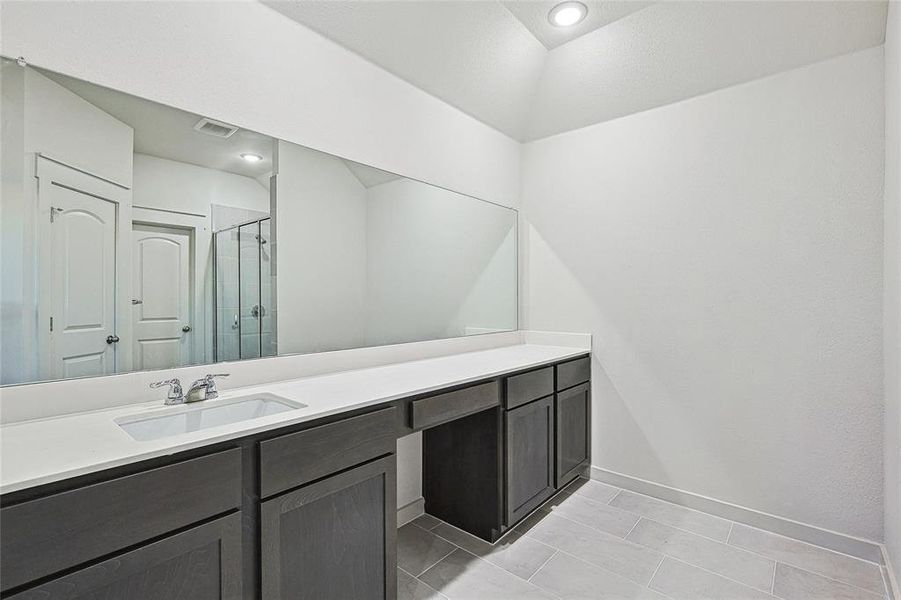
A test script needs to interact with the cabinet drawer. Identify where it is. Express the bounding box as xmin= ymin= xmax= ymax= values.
xmin=410 ymin=382 xmax=499 ymax=430
xmin=8 ymin=513 xmax=243 ymax=600
xmin=260 ymin=407 xmax=395 ymax=498
xmin=0 ymin=448 xmax=241 ymax=593
xmin=505 ymin=367 xmax=553 ymax=409
xmin=556 ymin=356 xmax=590 ymax=390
